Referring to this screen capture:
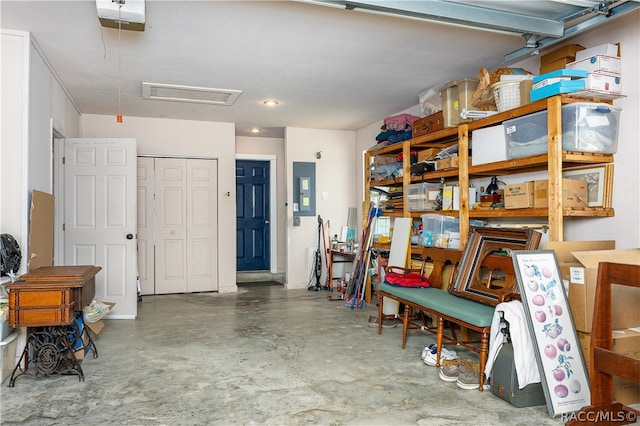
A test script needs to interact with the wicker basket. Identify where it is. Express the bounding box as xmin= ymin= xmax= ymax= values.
xmin=492 ymin=81 xmax=521 ymax=112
